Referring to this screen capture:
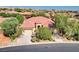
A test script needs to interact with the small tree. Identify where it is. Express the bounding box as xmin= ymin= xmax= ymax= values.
xmin=0 ymin=18 xmax=23 ymax=40
xmin=36 ymin=27 xmax=52 ymax=41
xmin=0 ymin=18 xmax=19 ymax=36
xmin=0 ymin=13 xmax=19 ymax=17
xmin=16 ymin=14 xmax=24 ymax=24
xmin=55 ymin=14 xmax=68 ymax=35
xmin=0 ymin=14 xmax=24 ymax=40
